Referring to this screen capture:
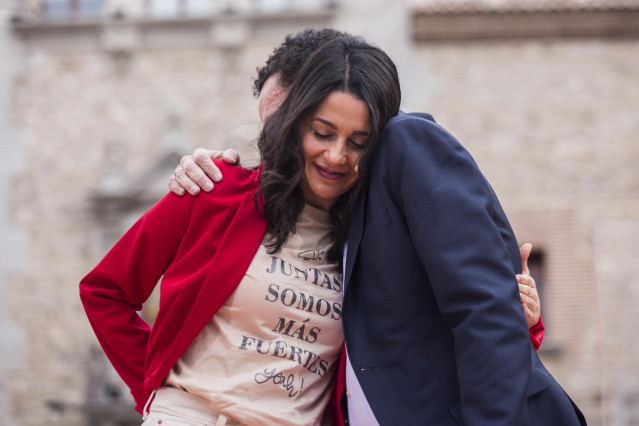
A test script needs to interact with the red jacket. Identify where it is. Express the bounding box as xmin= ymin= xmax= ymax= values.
xmin=80 ymin=162 xmax=269 ymax=412
xmin=79 ymin=161 xmax=543 ymax=423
